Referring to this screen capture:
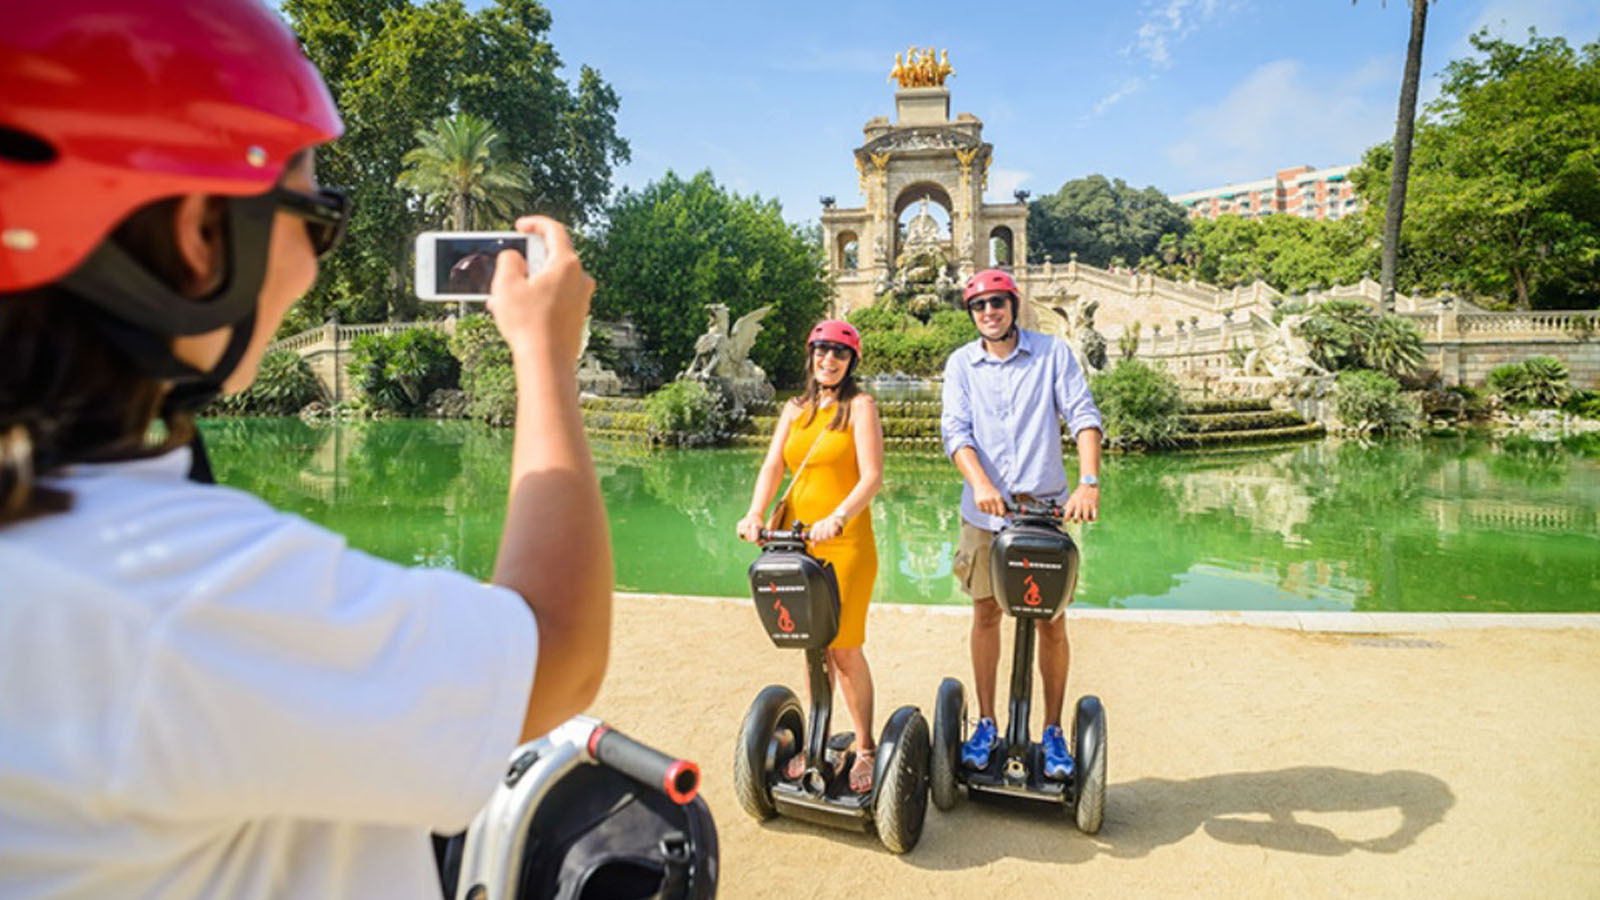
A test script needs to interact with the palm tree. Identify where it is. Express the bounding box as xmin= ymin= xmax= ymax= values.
xmin=397 ymin=112 xmax=529 ymax=232
xmin=1360 ymin=0 xmax=1431 ymax=313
